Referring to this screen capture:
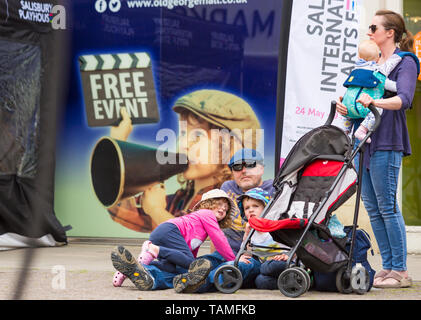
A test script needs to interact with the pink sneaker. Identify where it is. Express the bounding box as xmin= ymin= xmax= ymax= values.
xmin=139 ymin=240 xmax=157 ymax=265
xmin=112 ymin=250 xmax=143 ymax=287
xmin=113 ymin=271 xmax=126 ymax=287
xmin=355 ymin=125 xmax=371 ymax=143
